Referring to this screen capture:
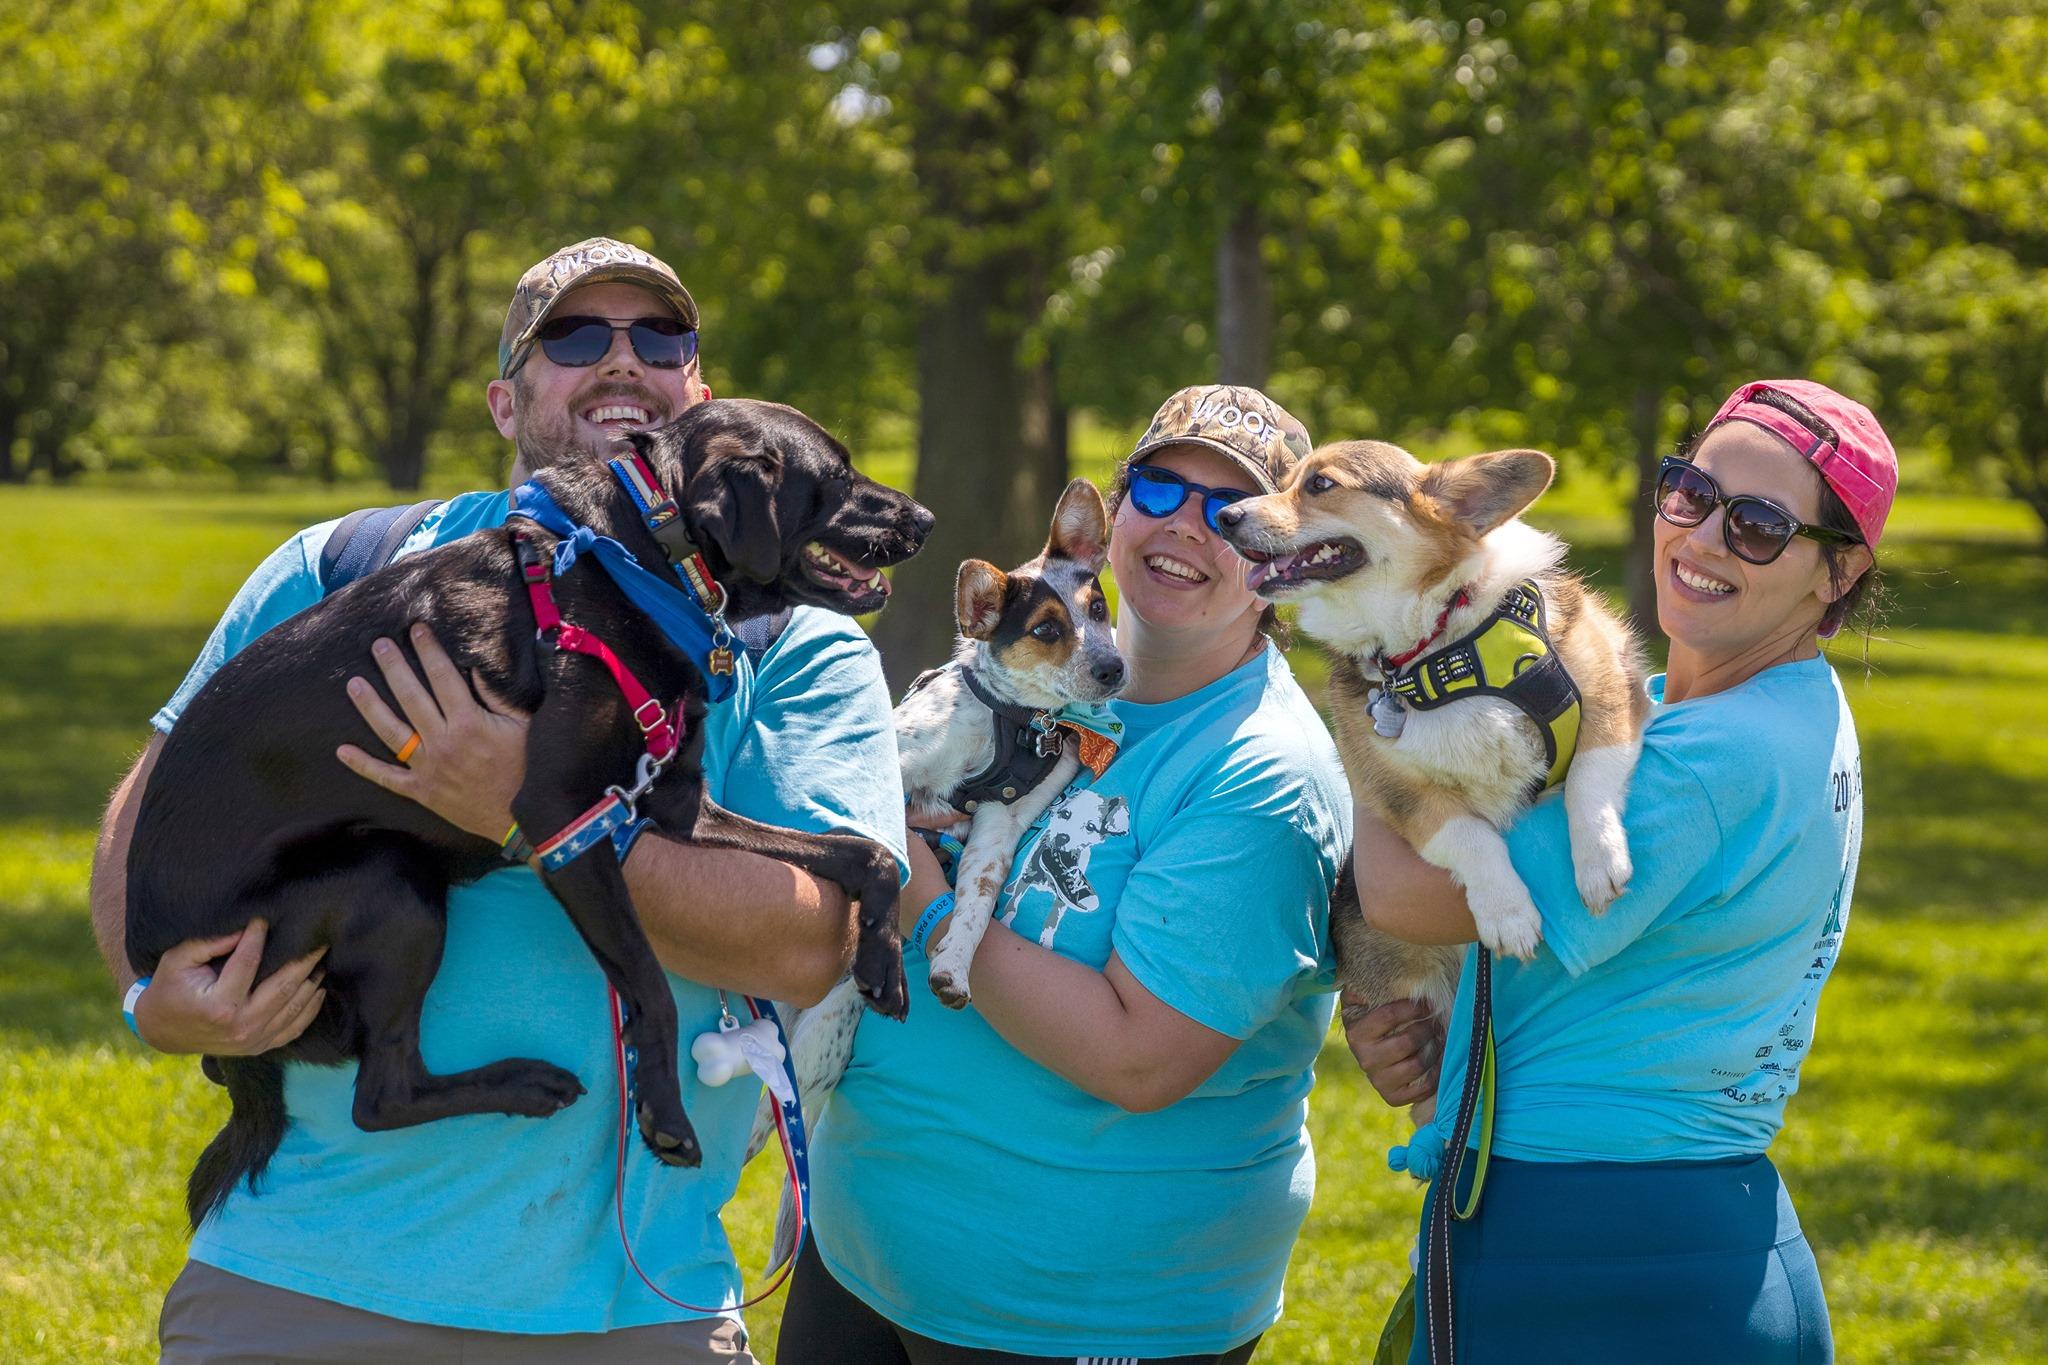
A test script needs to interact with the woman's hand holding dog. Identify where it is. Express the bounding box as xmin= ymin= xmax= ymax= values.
xmin=338 ymin=624 xmax=530 ymax=843
xmin=134 ymin=920 xmax=328 ymax=1056
xmin=1343 ymin=993 xmax=1444 ymax=1117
